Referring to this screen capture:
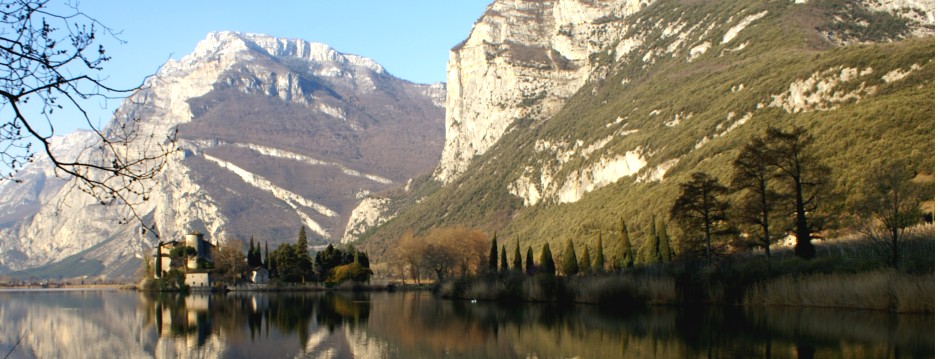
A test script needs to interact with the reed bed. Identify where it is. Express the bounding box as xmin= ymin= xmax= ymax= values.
xmin=744 ymin=270 xmax=933 ymax=313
